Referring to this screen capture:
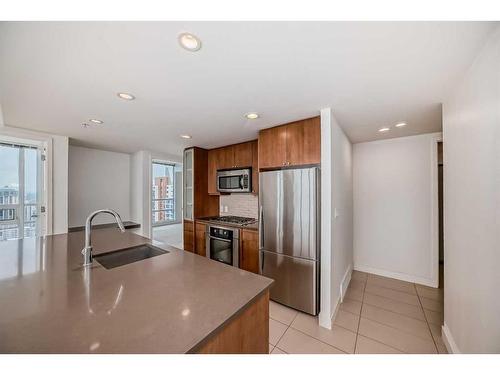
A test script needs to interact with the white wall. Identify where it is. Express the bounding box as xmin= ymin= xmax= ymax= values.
xmin=332 ymin=119 xmax=354 ymax=310
xmin=130 ymin=150 xmax=152 ymax=238
xmin=353 ymin=133 xmax=441 ymax=287
xmin=0 ymin=125 xmax=68 ymax=235
xmin=441 ymin=27 xmax=500 ymax=354
xmin=319 ymin=108 xmax=354 ymax=329
xmin=319 ymin=109 xmax=333 ymax=328
xmin=52 ymin=135 xmax=69 ymax=234
xmin=68 ymin=146 xmax=131 ymax=227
